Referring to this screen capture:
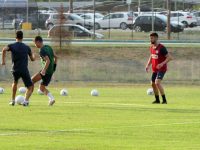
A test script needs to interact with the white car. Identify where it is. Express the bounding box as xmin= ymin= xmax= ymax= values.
xmin=95 ymin=12 xmax=136 ymax=30
xmin=80 ymin=13 xmax=104 ymax=30
xmin=170 ymin=11 xmax=197 ymax=27
xmin=192 ymin=11 xmax=200 ymax=26
xmin=45 ymin=13 xmax=93 ymax=30
xmin=80 ymin=13 xmax=104 ymax=21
